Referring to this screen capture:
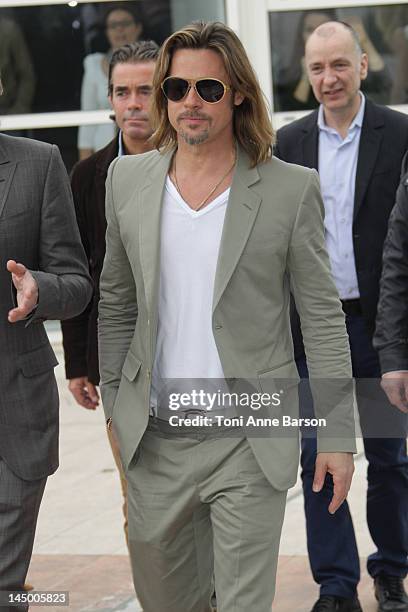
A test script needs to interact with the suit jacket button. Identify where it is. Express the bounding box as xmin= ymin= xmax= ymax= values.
xmin=215 ymin=324 xmax=222 ymax=330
